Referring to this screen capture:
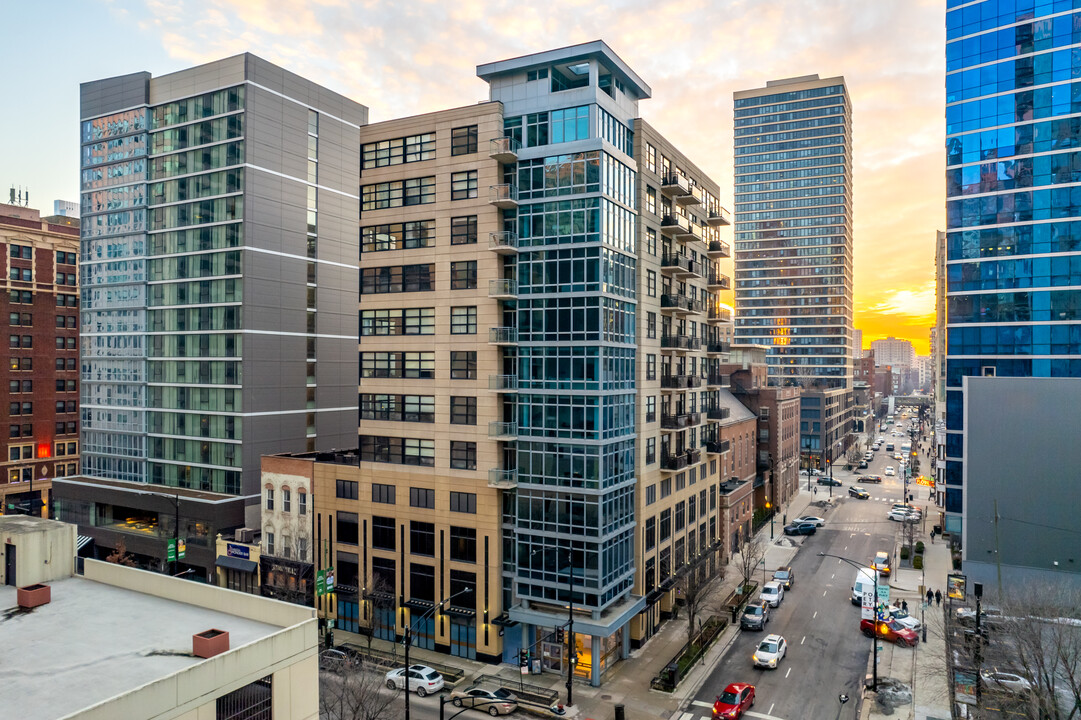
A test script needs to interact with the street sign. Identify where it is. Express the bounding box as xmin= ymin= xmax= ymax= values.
xmin=166 ymin=539 xmax=177 ymax=562
xmin=326 ymin=567 xmax=335 ymax=593
xmin=316 ymin=569 xmax=326 ymax=597
xmin=861 ymin=589 xmax=875 ymax=620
